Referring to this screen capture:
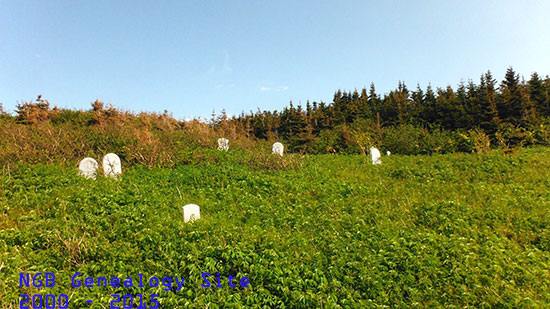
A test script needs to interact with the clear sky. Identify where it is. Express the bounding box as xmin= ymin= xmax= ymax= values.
xmin=1 ymin=1 xmax=549 ymax=120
